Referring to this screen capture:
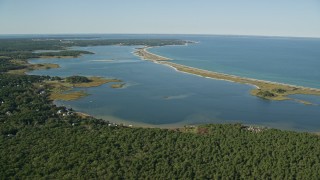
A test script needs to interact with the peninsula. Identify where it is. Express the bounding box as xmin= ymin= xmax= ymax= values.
xmin=135 ymin=47 xmax=320 ymax=104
